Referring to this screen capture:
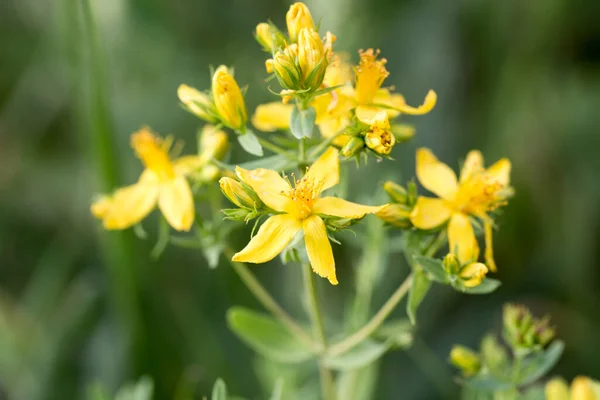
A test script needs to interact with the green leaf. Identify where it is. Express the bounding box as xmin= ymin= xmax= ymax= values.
xmin=269 ymin=379 xmax=284 ymax=400
xmin=290 ymin=106 xmax=316 ymax=139
xmin=407 ymin=270 xmax=431 ymax=325
xmin=517 ymin=341 xmax=564 ymax=386
xmin=151 ymin=217 xmax=170 ymax=260
xmin=115 ymin=377 xmax=154 ymax=400
xmin=237 ymin=154 xmax=294 ymax=171
xmin=237 ymin=130 xmax=263 ymax=156
xmin=226 ymin=307 xmax=314 ymax=363
xmin=413 ymin=255 xmax=448 ymax=284
xmin=211 ymin=379 xmax=227 ymax=400
xmin=323 ymin=339 xmax=393 ymax=371
xmin=458 ymin=278 xmax=502 ymax=295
